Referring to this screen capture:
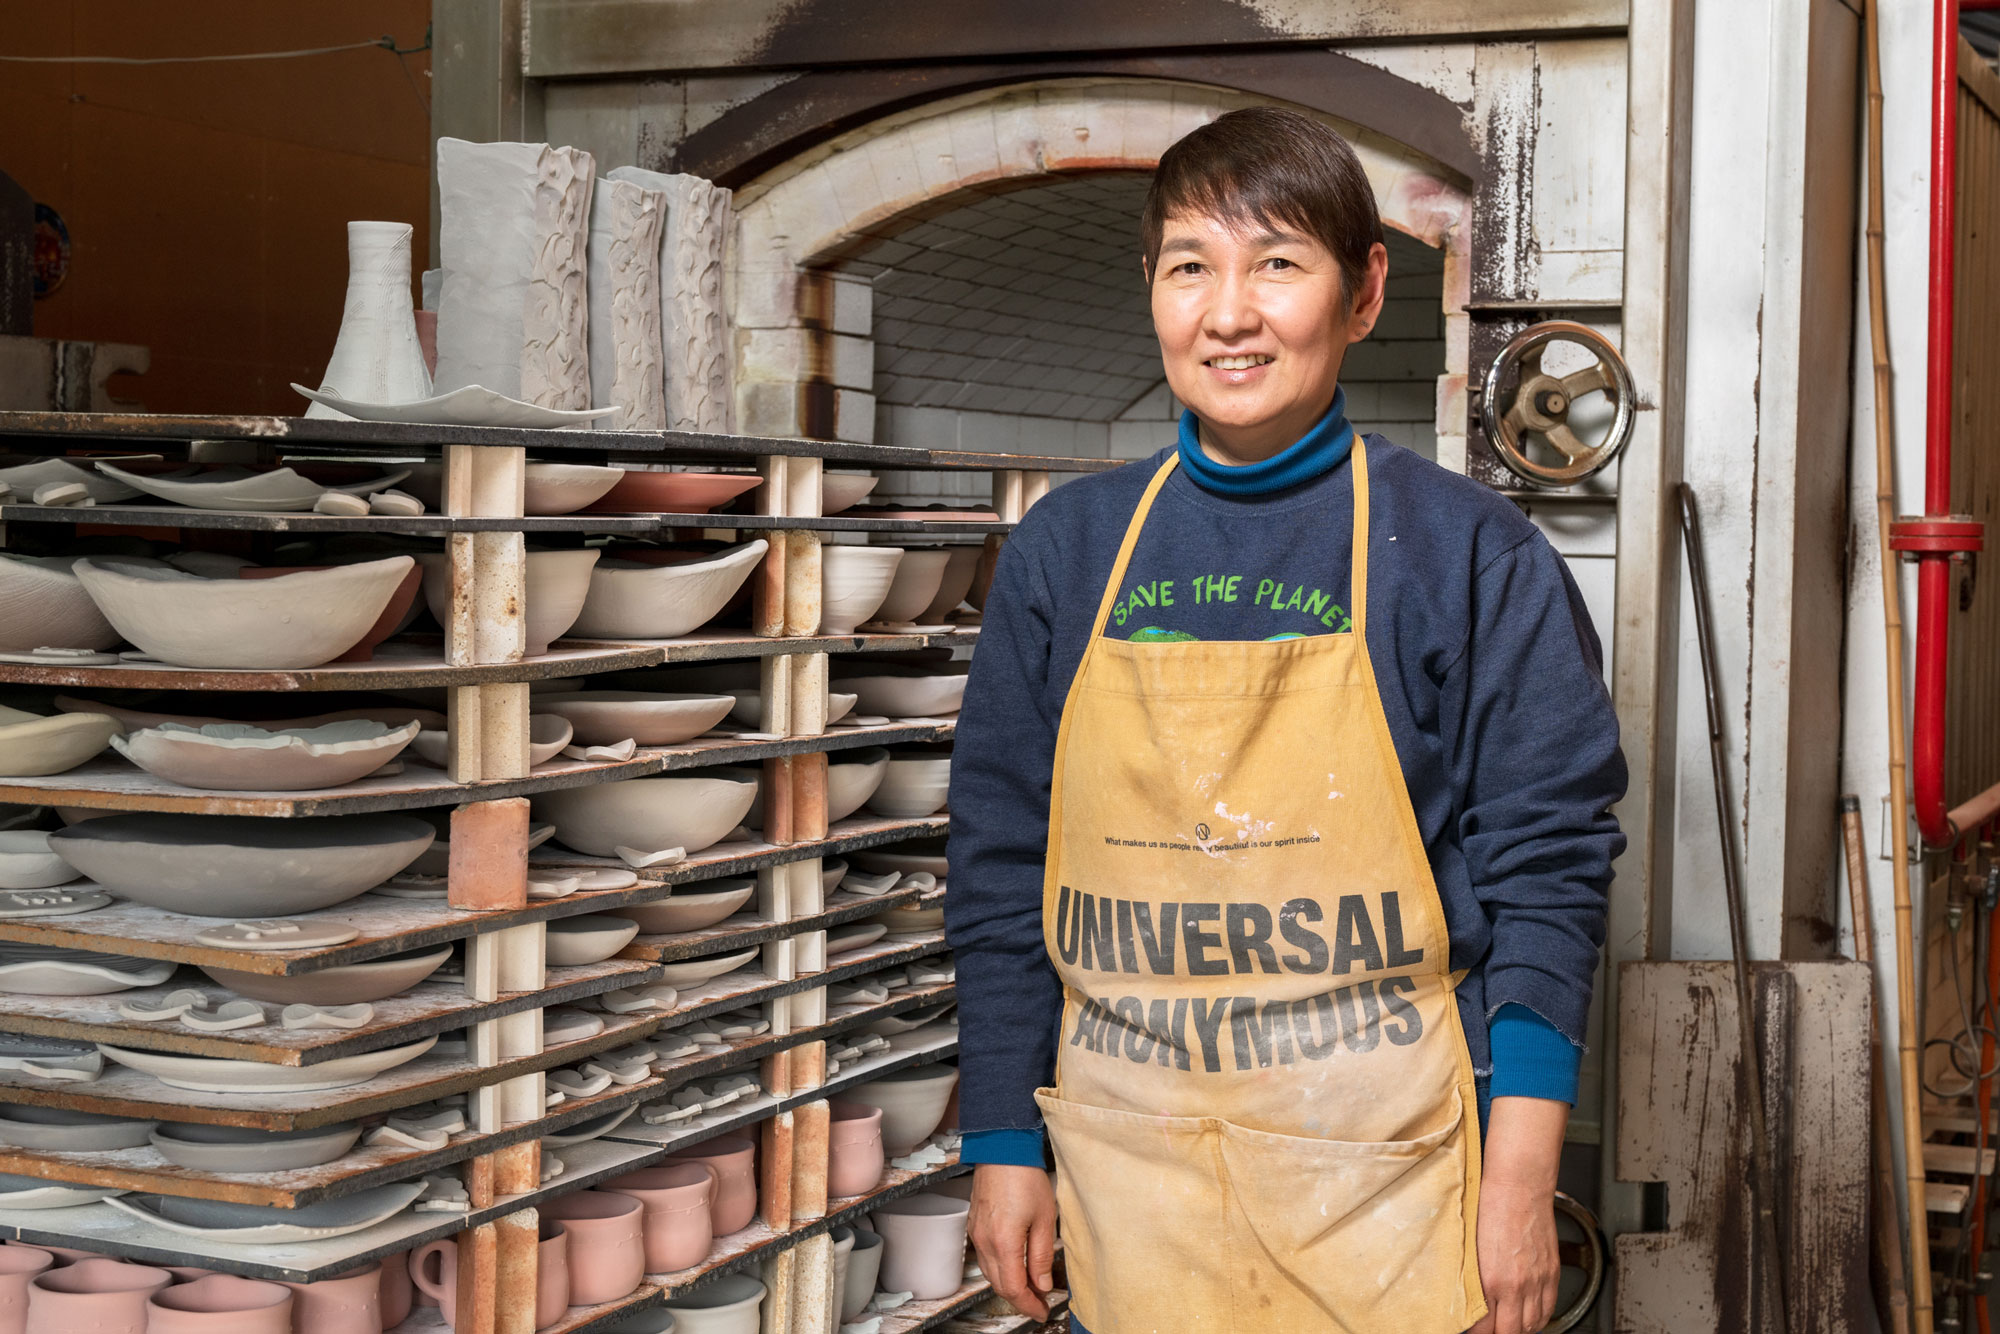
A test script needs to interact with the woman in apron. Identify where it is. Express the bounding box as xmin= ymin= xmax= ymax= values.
xmin=947 ymin=106 xmax=1626 ymax=1334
